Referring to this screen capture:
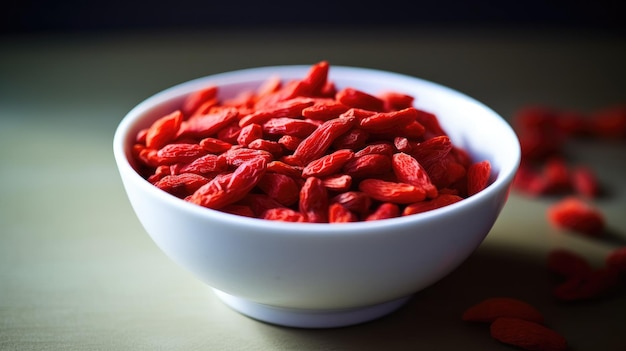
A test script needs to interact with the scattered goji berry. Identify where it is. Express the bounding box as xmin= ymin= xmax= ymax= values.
xmin=547 ymin=197 xmax=605 ymax=237
xmin=462 ymin=297 xmax=545 ymax=324
xmin=571 ymin=166 xmax=600 ymax=198
xmin=552 ymin=267 xmax=620 ymax=302
xmin=490 ymin=317 xmax=568 ymax=351
xmin=546 ymin=249 xmax=593 ymax=279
